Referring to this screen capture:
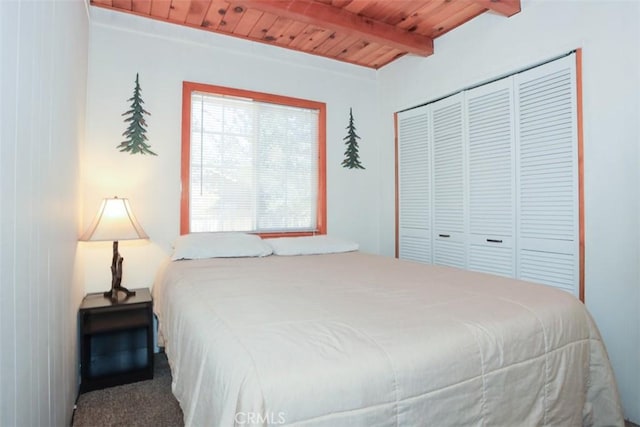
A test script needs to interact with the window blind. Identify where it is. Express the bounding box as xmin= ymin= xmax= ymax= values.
xmin=189 ymin=92 xmax=319 ymax=233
